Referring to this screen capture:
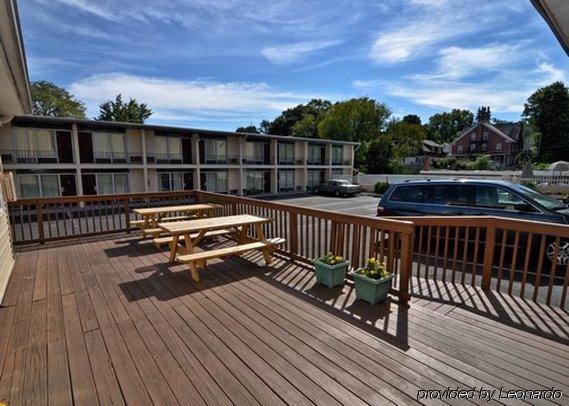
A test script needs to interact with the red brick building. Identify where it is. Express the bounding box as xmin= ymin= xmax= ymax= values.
xmin=450 ymin=121 xmax=529 ymax=167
